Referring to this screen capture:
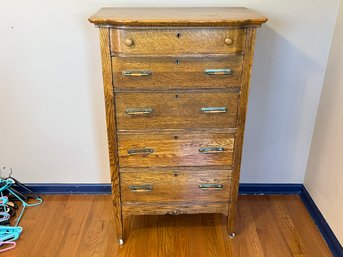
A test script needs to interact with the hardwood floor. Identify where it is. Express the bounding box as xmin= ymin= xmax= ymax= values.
xmin=5 ymin=195 xmax=332 ymax=257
